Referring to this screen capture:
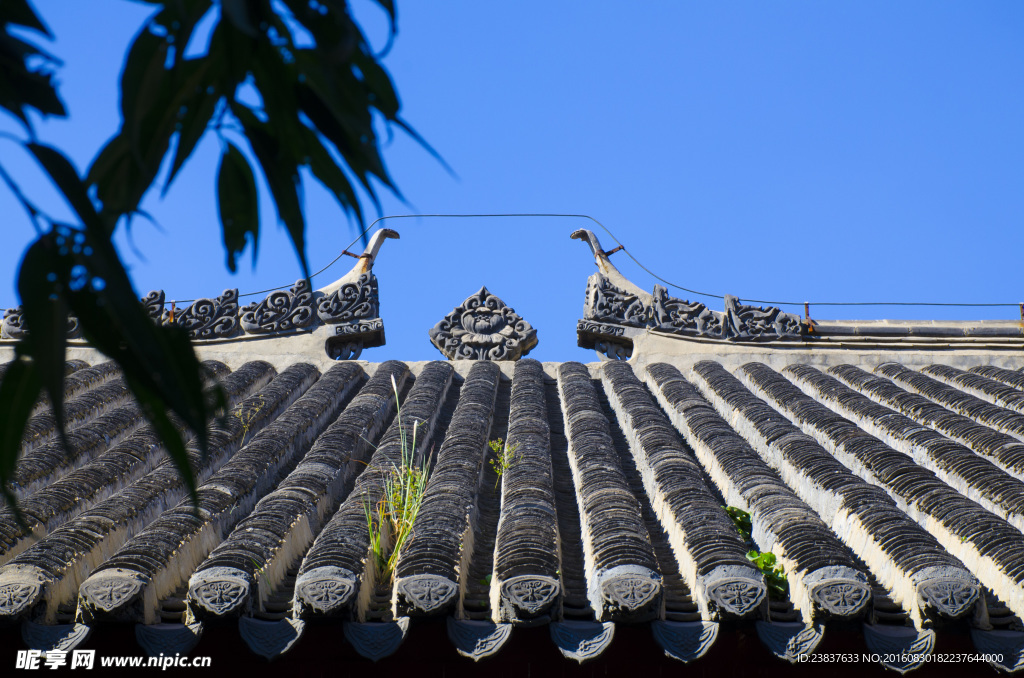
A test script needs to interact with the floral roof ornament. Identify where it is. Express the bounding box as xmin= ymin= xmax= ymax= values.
xmin=428 ymin=287 xmax=538 ymax=360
